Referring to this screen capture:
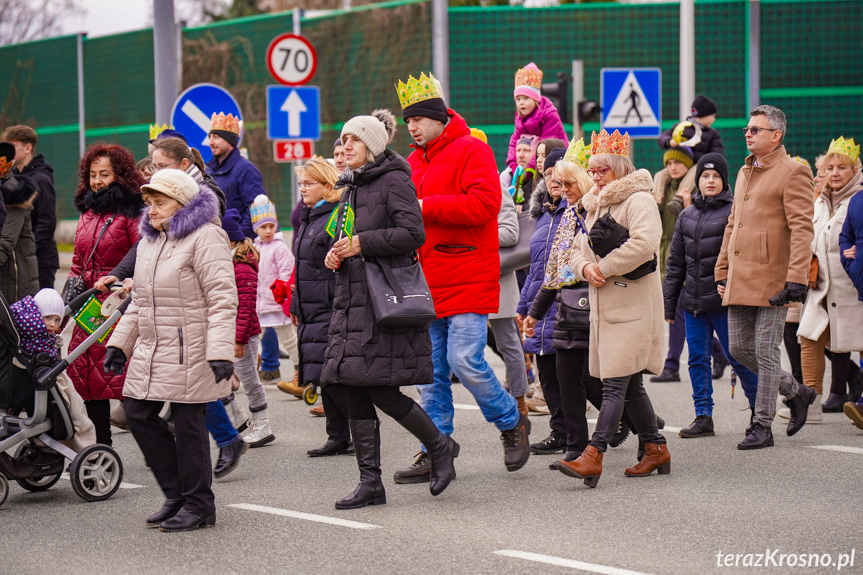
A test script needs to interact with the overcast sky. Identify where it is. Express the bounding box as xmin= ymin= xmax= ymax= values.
xmin=60 ymin=0 xmax=161 ymax=38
